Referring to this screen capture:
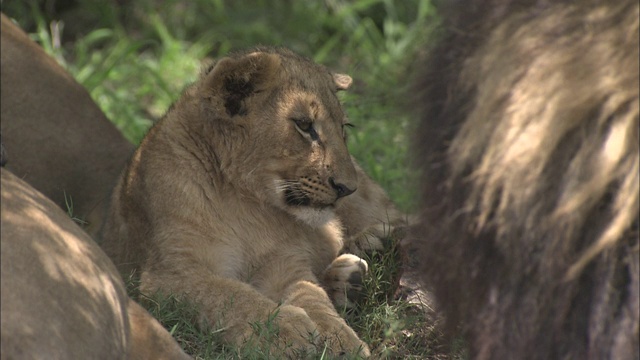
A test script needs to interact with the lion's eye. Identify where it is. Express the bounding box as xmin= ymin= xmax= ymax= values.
xmin=293 ymin=118 xmax=319 ymax=141
xmin=295 ymin=119 xmax=312 ymax=132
